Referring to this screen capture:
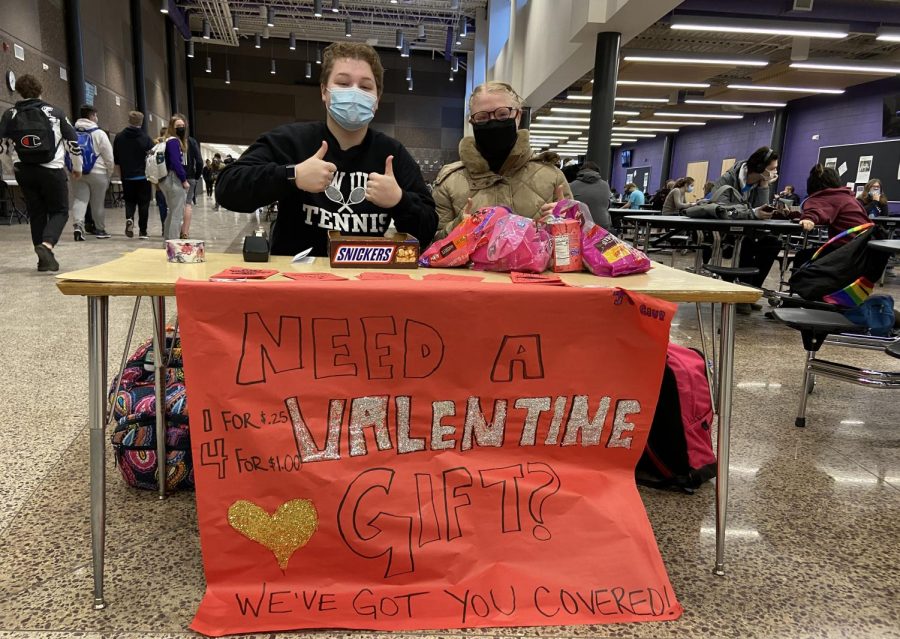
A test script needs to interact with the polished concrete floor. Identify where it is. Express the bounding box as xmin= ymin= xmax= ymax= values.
xmin=0 ymin=195 xmax=897 ymax=639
